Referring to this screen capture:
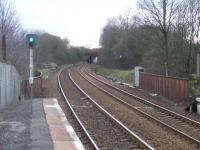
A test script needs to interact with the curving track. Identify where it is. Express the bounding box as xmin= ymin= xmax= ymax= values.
xmin=58 ymin=67 xmax=154 ymax=150
xmin=78 ymin=65 xmax=200 ymax=147
xmin=65 ymin=64 xmax=200 ymax=149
